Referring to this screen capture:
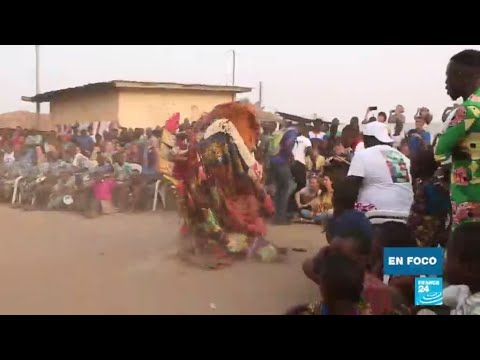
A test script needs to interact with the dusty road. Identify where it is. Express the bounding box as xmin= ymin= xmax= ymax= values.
xmin=0 ymin=206 xmax=324 ymax=314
